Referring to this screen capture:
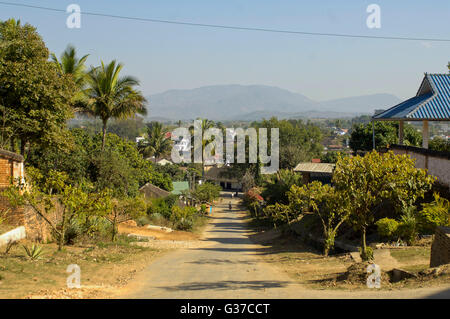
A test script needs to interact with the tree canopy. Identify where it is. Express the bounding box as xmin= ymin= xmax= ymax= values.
xmin=0 ymin=19 xmax=75 ymax=155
